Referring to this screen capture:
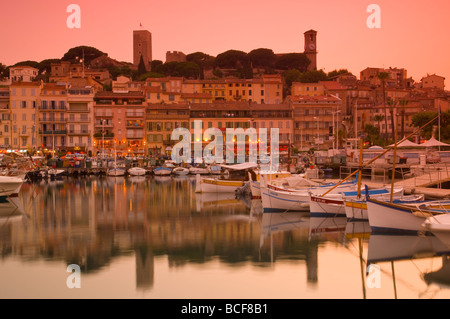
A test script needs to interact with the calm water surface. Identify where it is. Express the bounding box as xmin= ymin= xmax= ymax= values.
xmin=1 ymin=175 xmax=450 ymax=299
